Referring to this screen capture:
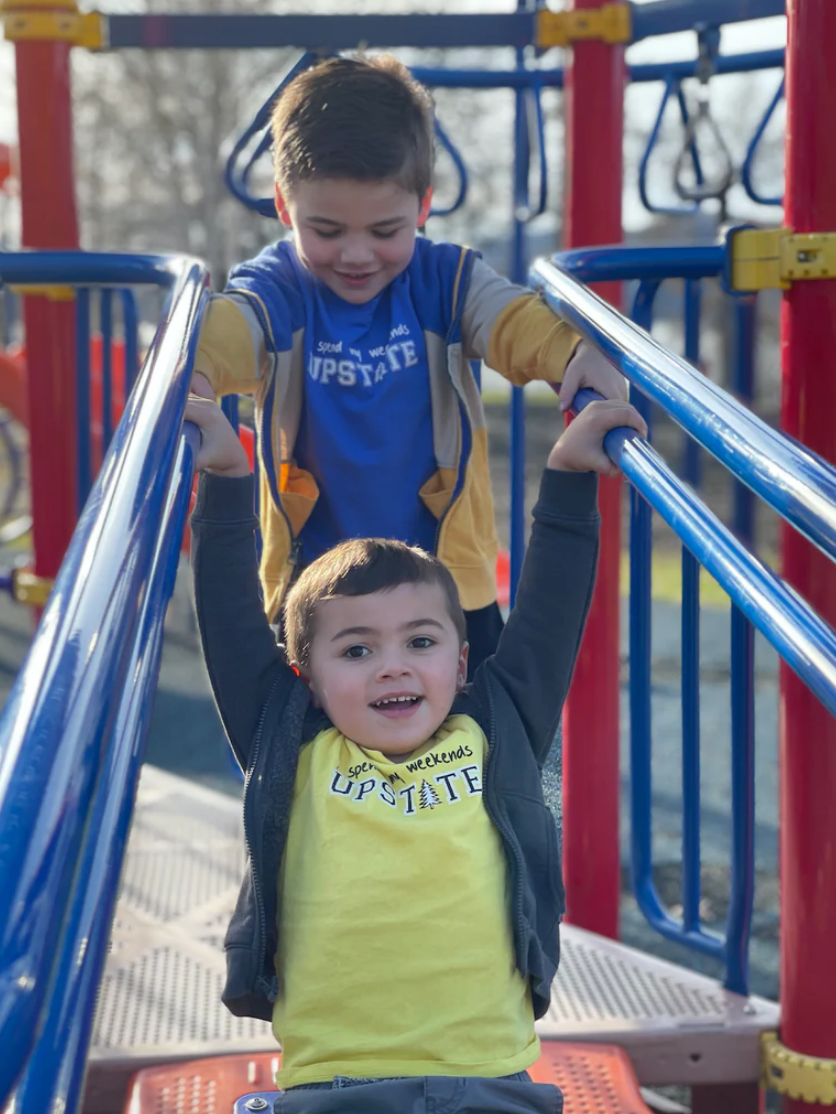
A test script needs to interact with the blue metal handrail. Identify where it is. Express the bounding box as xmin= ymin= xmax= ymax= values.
xmin=569 ymin=382 xmax=836 ymax=994
xmin=0 ymin=251 xmax=208 ymax=1112
xmin=532 ymin=251 xmax=836 ymax=566
xmin=530 ymin=245 xmax=836 ymax=993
